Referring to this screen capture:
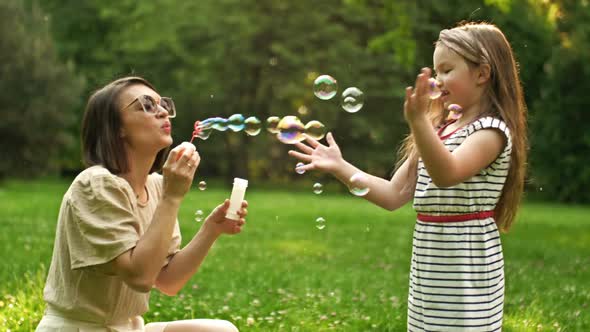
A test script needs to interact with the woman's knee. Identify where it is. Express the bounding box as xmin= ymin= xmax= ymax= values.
xmin=151 ymin=319 xmax=238 ymax=332
xmin=216 ymin=320 xmax=238 ymax=332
